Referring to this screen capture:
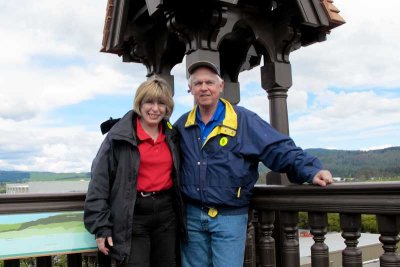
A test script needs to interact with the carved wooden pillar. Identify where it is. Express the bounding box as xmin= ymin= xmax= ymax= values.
xmin=309 ymin=212 xmax=329 ymax=267
xmin=261 ymin=62 xmax=291 ymax=134
xmin=340 ymin=213 xmax=362 ymax=267
xmin=376 ymin=214 xmax=400 ymax=266
xmin=244 ymin=209 xmax=257 ymax=267
xmin=257 ymin=210 xmax=276 ymax=267
xmin=260 ymin=62 xmax=292 ymax=185
xmin=261 ymin=62 xmax=292 ymax=266
xmin=281 ymin=211 xmax=300 ymax=267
